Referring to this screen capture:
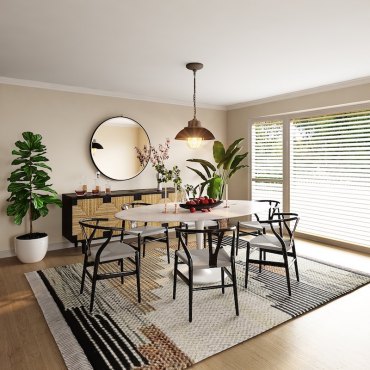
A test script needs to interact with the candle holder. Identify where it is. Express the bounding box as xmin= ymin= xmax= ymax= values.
xmin=162 ymin=182 xmax=168 ymax=213
xmin=163 ymin=202 xmax=168 ymax=214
